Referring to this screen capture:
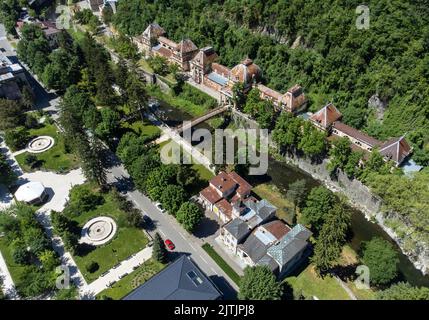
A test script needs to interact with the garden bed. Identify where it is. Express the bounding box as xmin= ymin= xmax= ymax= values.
xmin=96 ymin=259 xmax=165 ymax=300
